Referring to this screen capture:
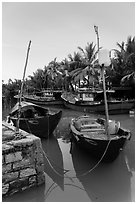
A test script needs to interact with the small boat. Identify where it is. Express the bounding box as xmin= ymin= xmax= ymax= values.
xmin=61 ymin=90 xmax=135 ymax=115
xmin=22 ymin=90 xmax=63 ymax=106
xmin=23 ymin=94 xmax=63 ymax=106
xmin=70 ymin=115 xmax=131 ymax=162
xmin=9 ymin=101 xmax=62 ymax=138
